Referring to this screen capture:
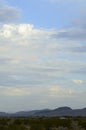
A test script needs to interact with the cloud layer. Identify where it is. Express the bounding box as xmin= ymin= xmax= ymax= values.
xmin=0 ymin=23 xmax=85 ymax=90
xmin=0 ymin=0 xmax=86 ymax=111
